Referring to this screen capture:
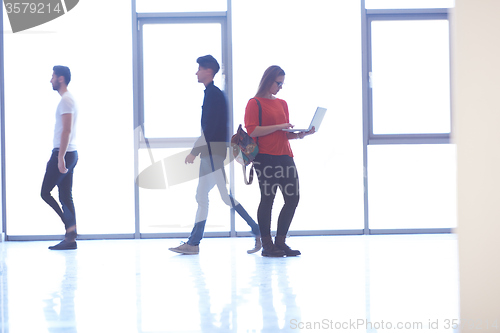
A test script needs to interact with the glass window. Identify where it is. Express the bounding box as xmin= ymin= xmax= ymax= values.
xmin=142 ymin=23 xmax=222 ymax=139
xmin=232 ymin=0 xmax=364 ymax=232
xmin=367 ymin=144 xmax=457 ymax=229
xmin=371 ymin=19 xmax=451 ymax=135
xmin=365 ymin=0 xmax=454 ymax=9
xmin=136 ymin=0 xmax=226 ymax=13
xmin=138 ymin=148 xmax=231 ymax=234
xmin=4 ymin=0 xmax=134 ymax=236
